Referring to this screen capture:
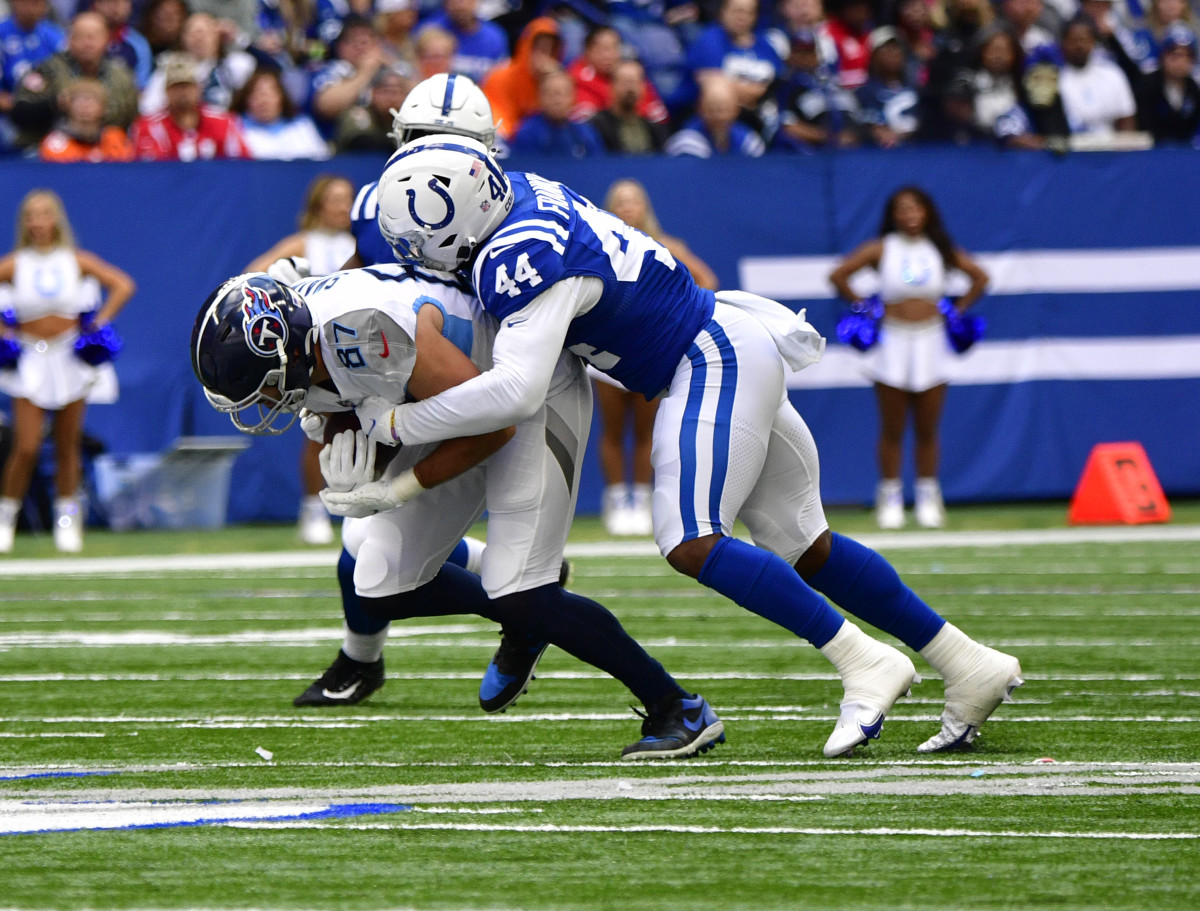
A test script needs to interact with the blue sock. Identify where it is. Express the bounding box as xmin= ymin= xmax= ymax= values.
xmin=493 ymin=583 xmax=683 ymax=708
xmin=339 ymin=548 xmax=388 ymax=635
xmin=361 ymin=562 xmax=504 ymax=624
xmin=807 ymin=532 xmax=945 ymax=650
xmin=698 ymin=537 xmax=844 ymax=647
xmin=446 ymin=538 xmax=469 ymax=569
